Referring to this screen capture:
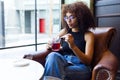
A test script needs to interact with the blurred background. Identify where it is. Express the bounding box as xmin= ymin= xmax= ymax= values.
xmin=0 ymin=0 xmax=120 ymax=79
